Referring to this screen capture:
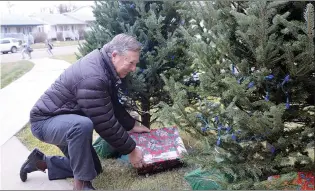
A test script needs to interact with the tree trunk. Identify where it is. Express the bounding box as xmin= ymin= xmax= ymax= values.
xmin=140 ymin=99 xmax=151 ymax=128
